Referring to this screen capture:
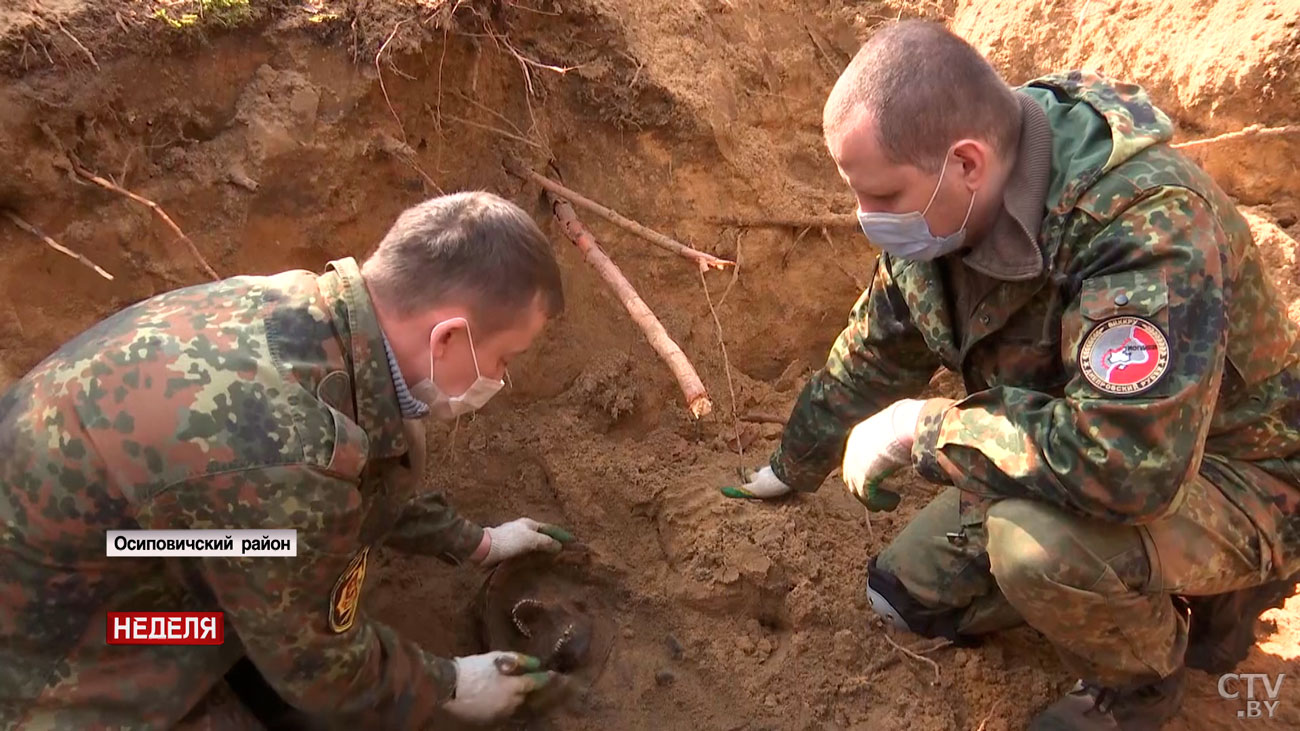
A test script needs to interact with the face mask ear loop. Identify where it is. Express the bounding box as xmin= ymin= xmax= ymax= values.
xmin=461 ymin=320 xmax=484 ymax=380
xmin=426 ymin=324 xmax=440 ymax=394
xmin=921 ymin=152 xmax=953 ymax=218
xmin=957 ymin=185 xmax=977 ymax=231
